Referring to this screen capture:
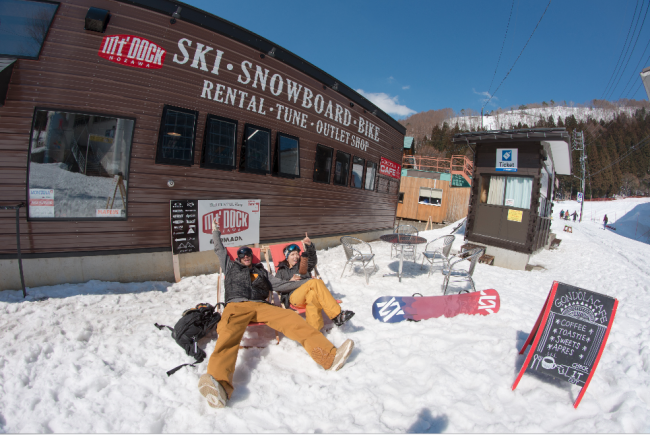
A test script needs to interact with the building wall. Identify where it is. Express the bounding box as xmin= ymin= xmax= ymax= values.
xmin=0 ymin=0 xmax=404 ymax=258
xmin=396 ymin=176 xmax=470 ymax=223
